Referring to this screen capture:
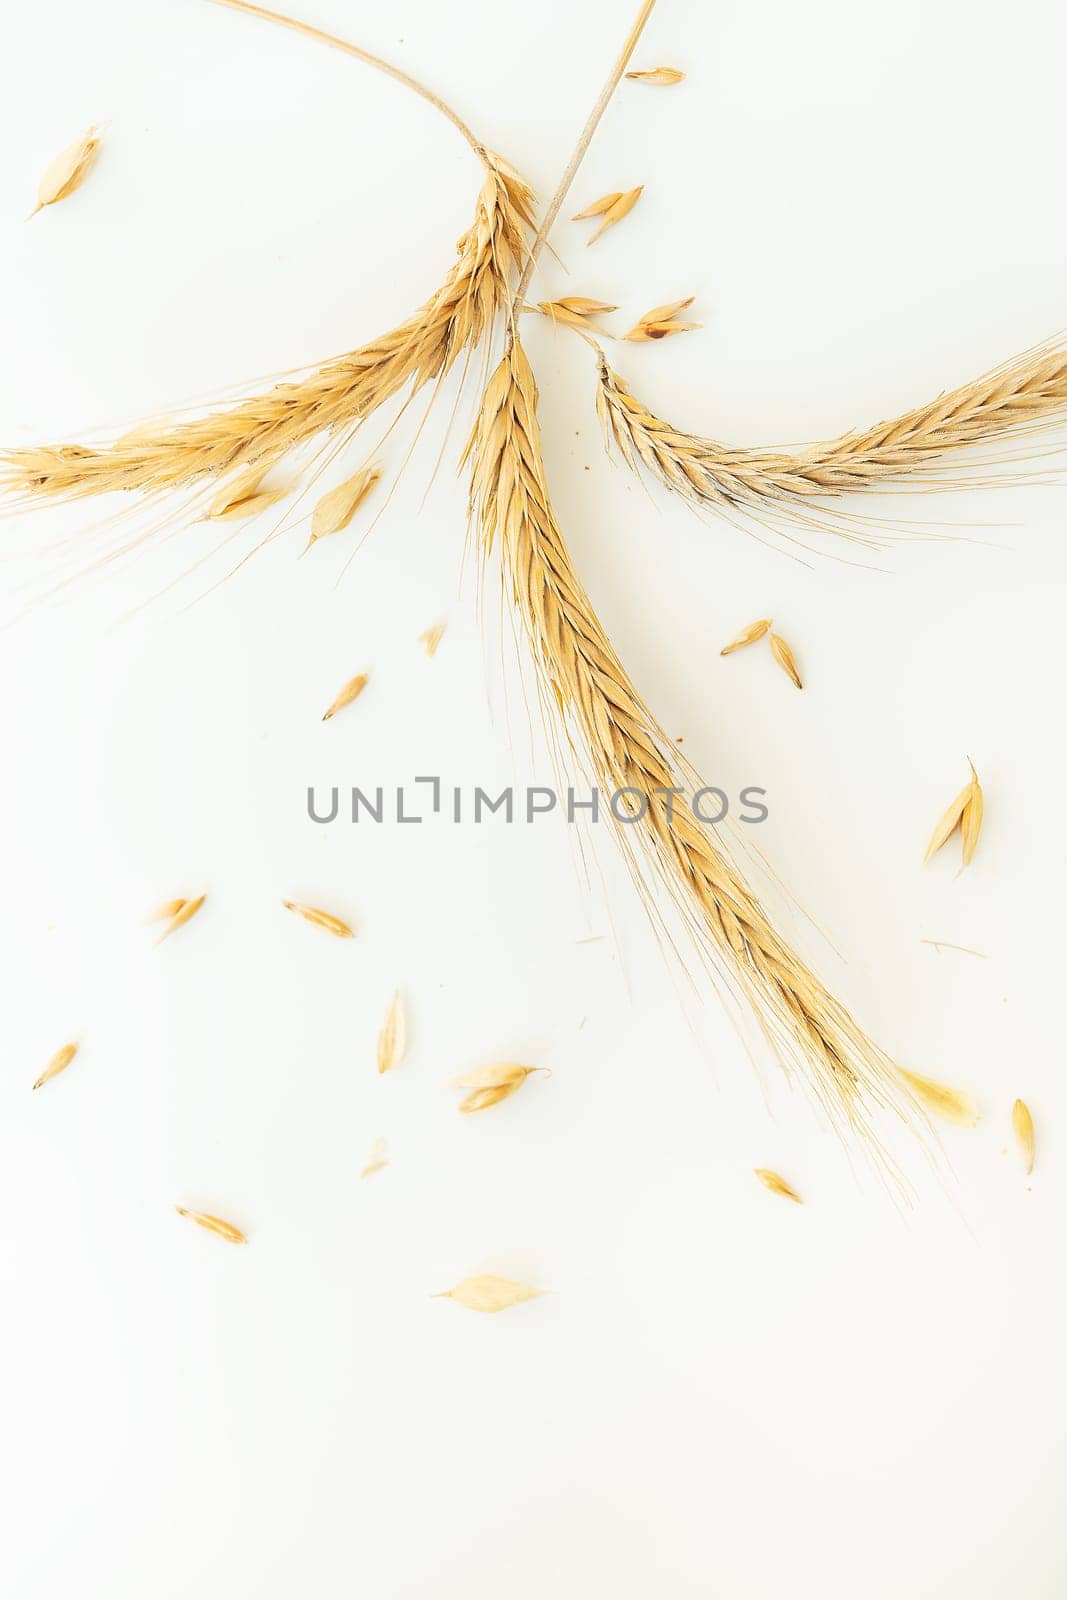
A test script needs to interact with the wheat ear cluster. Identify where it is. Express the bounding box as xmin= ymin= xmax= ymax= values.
xmin=596 ymin=340 xmax=1067 ymax=523
xmin=2 ymin=155 xmax=533 ymax=505
xmin=469 ymin=338 xmax=916 ymax=1144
